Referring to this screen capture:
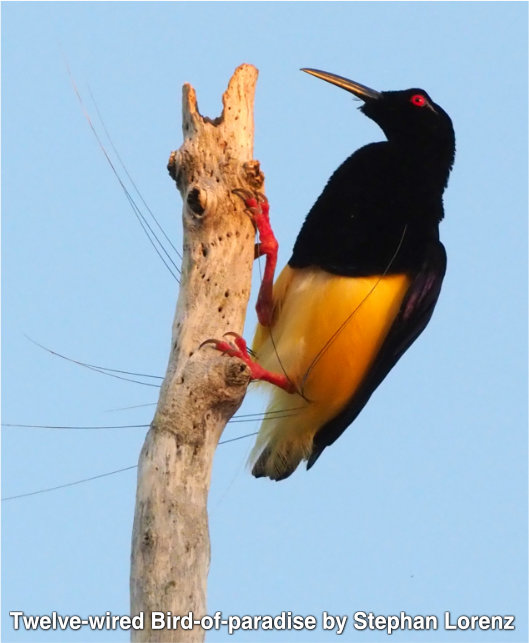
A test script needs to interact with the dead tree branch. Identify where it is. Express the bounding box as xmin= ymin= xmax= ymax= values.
xmin=130 ymin=64 xmax=263 ymax=643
